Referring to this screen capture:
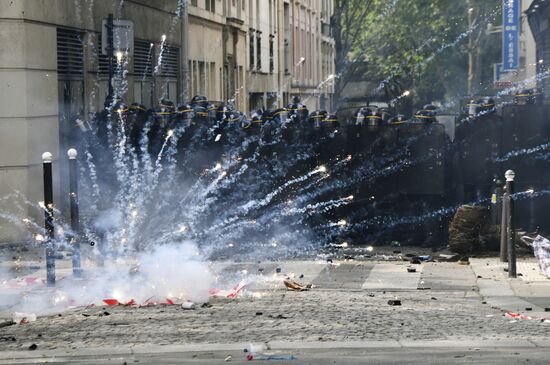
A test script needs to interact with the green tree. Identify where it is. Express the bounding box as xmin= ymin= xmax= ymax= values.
xmin=332 ymin=0 xmax=501 ymax=112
